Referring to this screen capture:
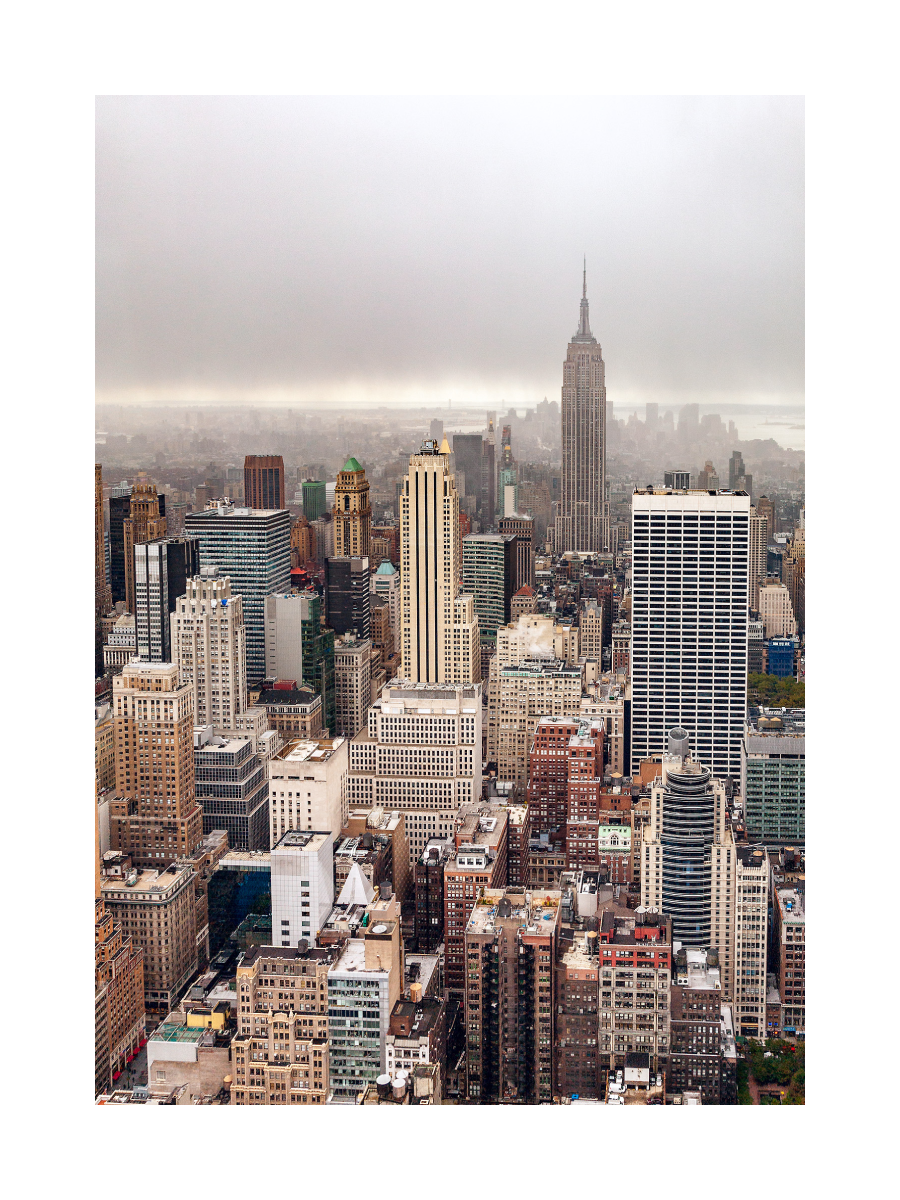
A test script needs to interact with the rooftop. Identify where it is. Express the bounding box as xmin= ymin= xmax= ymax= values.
xmin=466 ymin=889 xmax=562 ymax=937
xmin=272 ymin=829 xmax=332 ymax=854
xmin=257 ymin=687 xmax=321 ymax=708
xmin=776 ymin=887 xmax=805 ymax=922
xmin=275 ymin=737 xmax=344 ymax=764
